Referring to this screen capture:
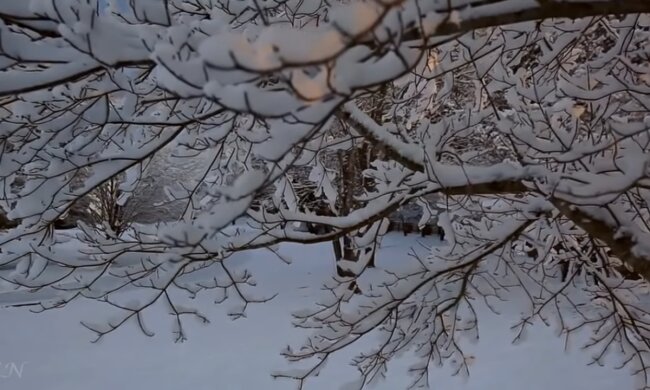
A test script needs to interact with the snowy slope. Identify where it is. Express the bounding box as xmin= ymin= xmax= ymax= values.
xmin=0 ymin=234 xmax=636 ymax=390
